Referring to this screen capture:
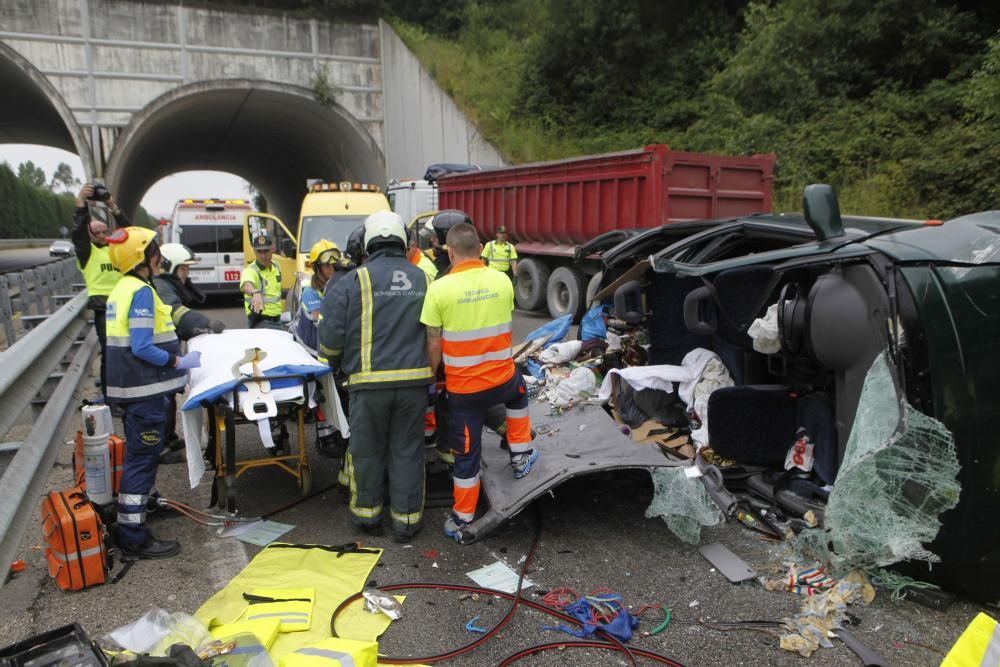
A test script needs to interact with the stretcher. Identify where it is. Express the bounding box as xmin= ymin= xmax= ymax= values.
xmin=180 ymin=329 xmax=348 ymax=514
